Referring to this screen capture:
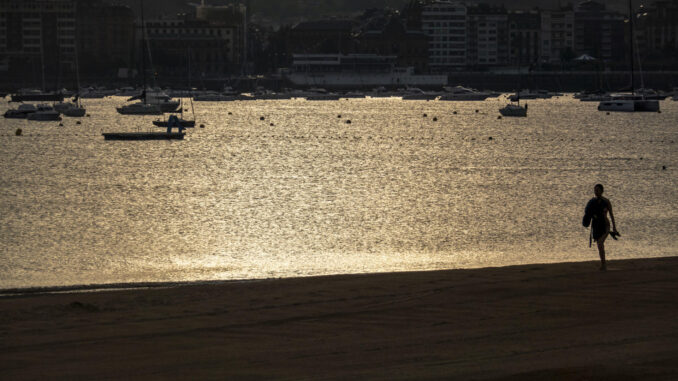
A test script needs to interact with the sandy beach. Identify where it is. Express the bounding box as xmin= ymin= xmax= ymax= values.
xmin=1 ymin=257 xmax=678 ymax=380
